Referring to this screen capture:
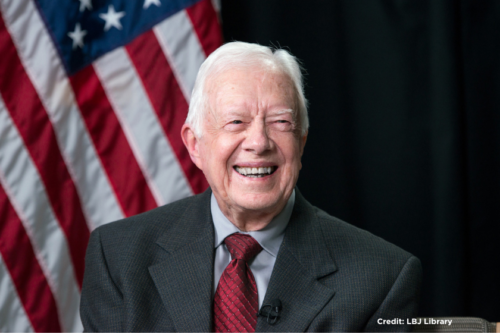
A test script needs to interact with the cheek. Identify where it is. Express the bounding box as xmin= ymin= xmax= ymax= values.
xmin=276 ymin=136 xmax=303 ymax=163
xmin=210 ymin=137 xmax=239 ymax=172
xmin=285 ymin=144 xmax=304 ymax=175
